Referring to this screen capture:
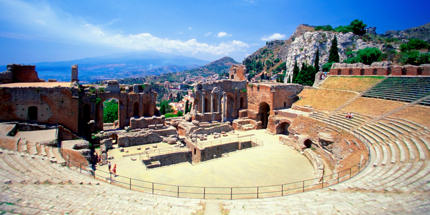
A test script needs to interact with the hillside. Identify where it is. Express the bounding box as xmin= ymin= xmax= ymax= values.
xmin=244 ymin=22 xmax=430 ymax=83
xmin=383 ymin=23 xmax=430 ymax=42
xmin=0 ymin=52 xmax=208 ymax=83
xmin=120 ymin=56 xmax=238 ymax=84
